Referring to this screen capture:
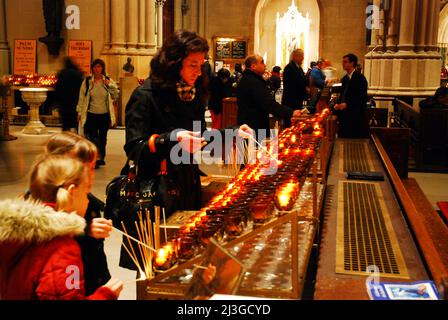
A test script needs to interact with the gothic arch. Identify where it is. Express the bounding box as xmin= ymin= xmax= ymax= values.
xmin=439 ymin=3 xmax=448 ymax=45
